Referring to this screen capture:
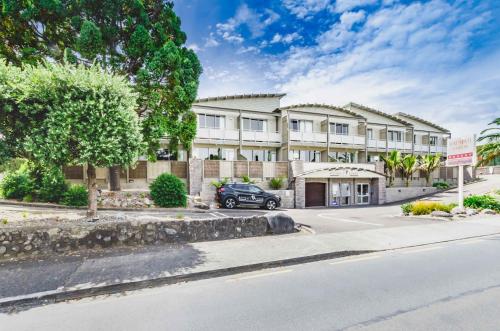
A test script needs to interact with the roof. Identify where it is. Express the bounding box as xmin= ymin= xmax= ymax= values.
xmin=344 ymin=102 xmax=413 ymax=126
xmin=195 ymin=93 xmax=286 ymax=103
xmin=279 ymin=103 xmax=365 ymax=119
xmin=395 ymin=112 xmax=450 ymax=133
